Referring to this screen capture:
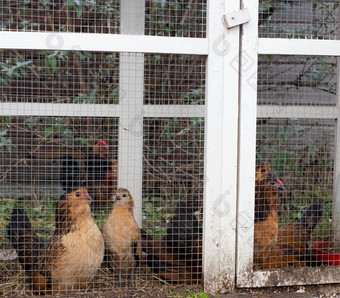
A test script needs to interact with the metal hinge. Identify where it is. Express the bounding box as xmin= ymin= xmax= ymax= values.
xmin=223 ymin=8 xmax=251 ymax=29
